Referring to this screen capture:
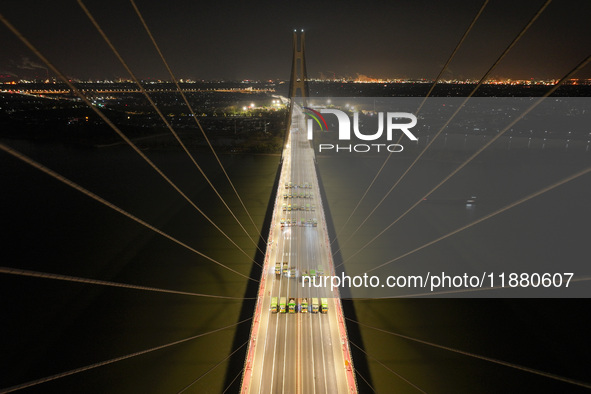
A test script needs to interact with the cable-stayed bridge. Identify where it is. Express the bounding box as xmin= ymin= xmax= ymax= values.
xmin=1 ymin=1 xmax=590 ymax=392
